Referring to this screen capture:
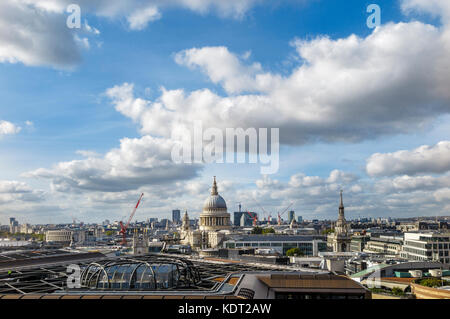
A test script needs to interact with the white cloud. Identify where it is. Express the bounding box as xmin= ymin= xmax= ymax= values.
xmin=175 ymin=46 xmax=280 ymax=94
xmin=24 ymin=135 xmax=202 ymax=192
xmin=375 ymin=174 xmax=450 ymax=193
xmin=366 ymin=141 xmax=450 ymax=177
xmin=74 ymin=35 xmax=90 ymax=50
xmin=0 ymin=0 xmax=81 ymax=68
xmin=0 ymin=120 xmax=21 ymax=135
xmin=434 ymin=188 xmax=450 ymax=202
xmin=0 ymin=181 xmax=31 ymax=193
xmin=127 ymin=6 xmax=161 ymax=30
xmin=0 ymin=180 xmax=45 ymax=204
xmin=402 ymin=0 xmax=450 ymax=23
xmin=326 ymin=169 xmax=358 ymax=184
xmin=84 ymin=20 xmax=100 ymax=35
xmin=108 ymin=19 xmax=450 ymax=145
xmin=0 ymin=0 xmax=268 ymax=68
